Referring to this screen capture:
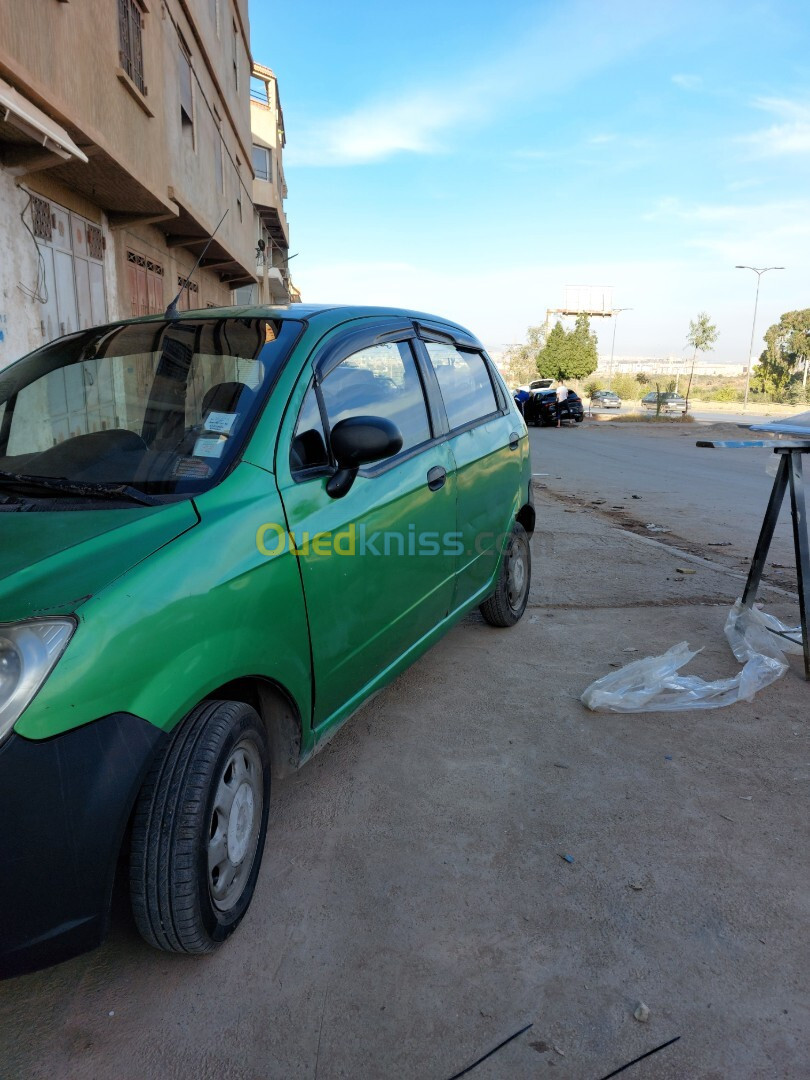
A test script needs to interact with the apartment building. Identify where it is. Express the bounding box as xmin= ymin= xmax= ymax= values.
xmin=0 ymin=0 xmax=260 ymax=364
xmin=232 ymin=62 xmax=297 ymax=306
